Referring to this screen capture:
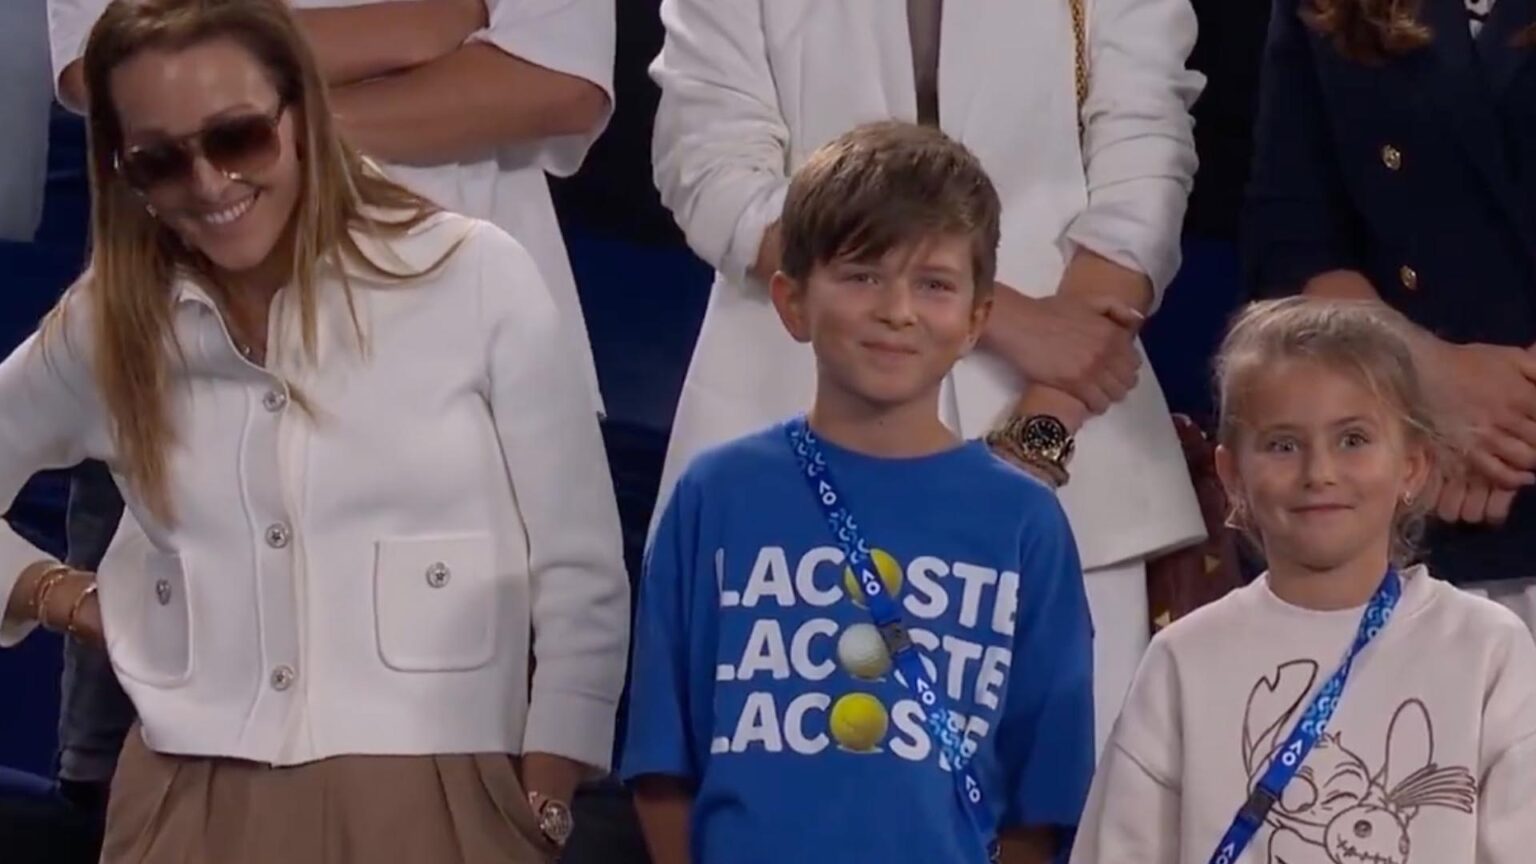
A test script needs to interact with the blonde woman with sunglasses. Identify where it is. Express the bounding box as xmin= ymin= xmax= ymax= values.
xmin=45 ymin=0 xmax=615 ymax=831
xmin=0 ymin=1 xmax=628 ymax=861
